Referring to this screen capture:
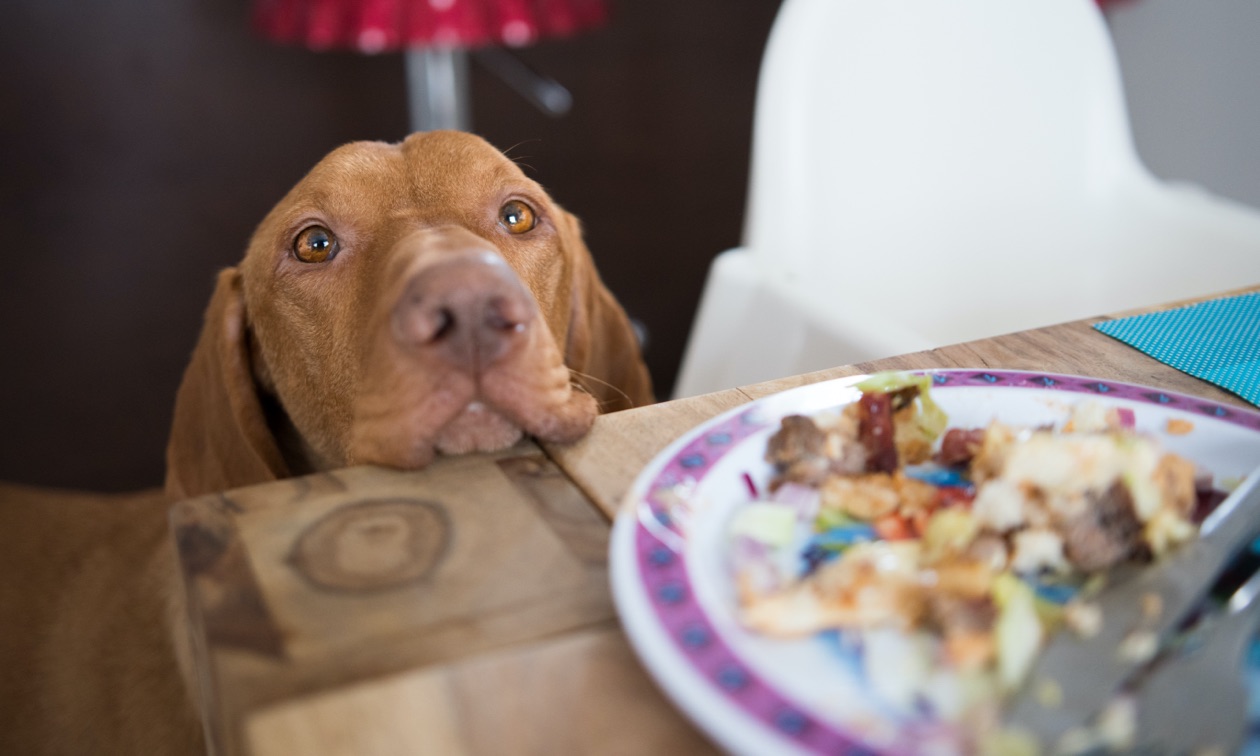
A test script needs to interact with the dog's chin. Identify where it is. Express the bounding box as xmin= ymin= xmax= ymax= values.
xmin=433 ymin=401 xmax=525 ymax=456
